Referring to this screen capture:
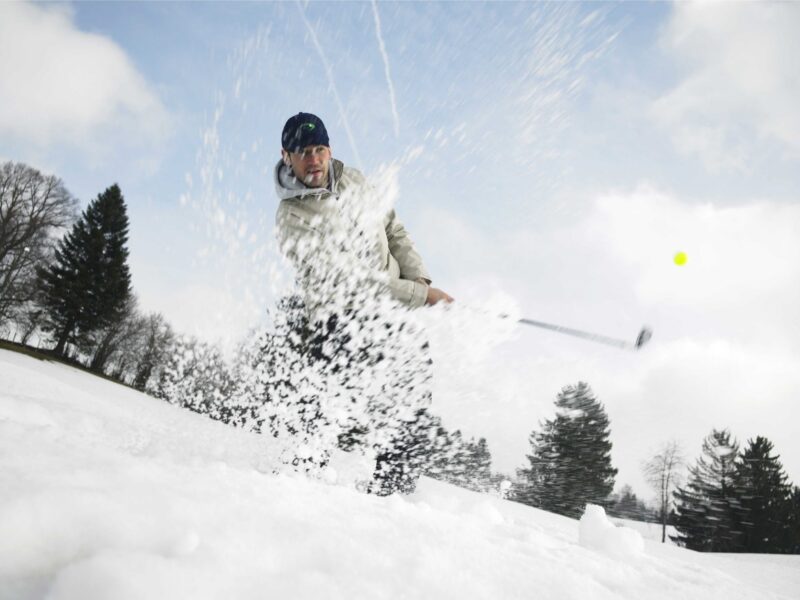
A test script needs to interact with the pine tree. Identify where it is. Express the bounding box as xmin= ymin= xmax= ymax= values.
xmin=428 ymin=431 xmax=494 ymax=492
xmin=672 ymin=429 xmax=741 ymax=551
xmin=37 ymin=184 xmax=131 ymax=356
xmin=516 ymin=382 xmax=617 ymax=518
xmin=426 ymin=427 xmax=462 ymax=484
xmin=462 ymin=437 xmax=493 ymax=492
xmin=782 ymin=486 xmax=800 ymax=554
xmin=733 ymin=436 xmax=792 ymax=553
xmin=425 ymin=417 xmax=459 ymax=482
xmin=608 ymin=485 xmax=652 ymax=521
